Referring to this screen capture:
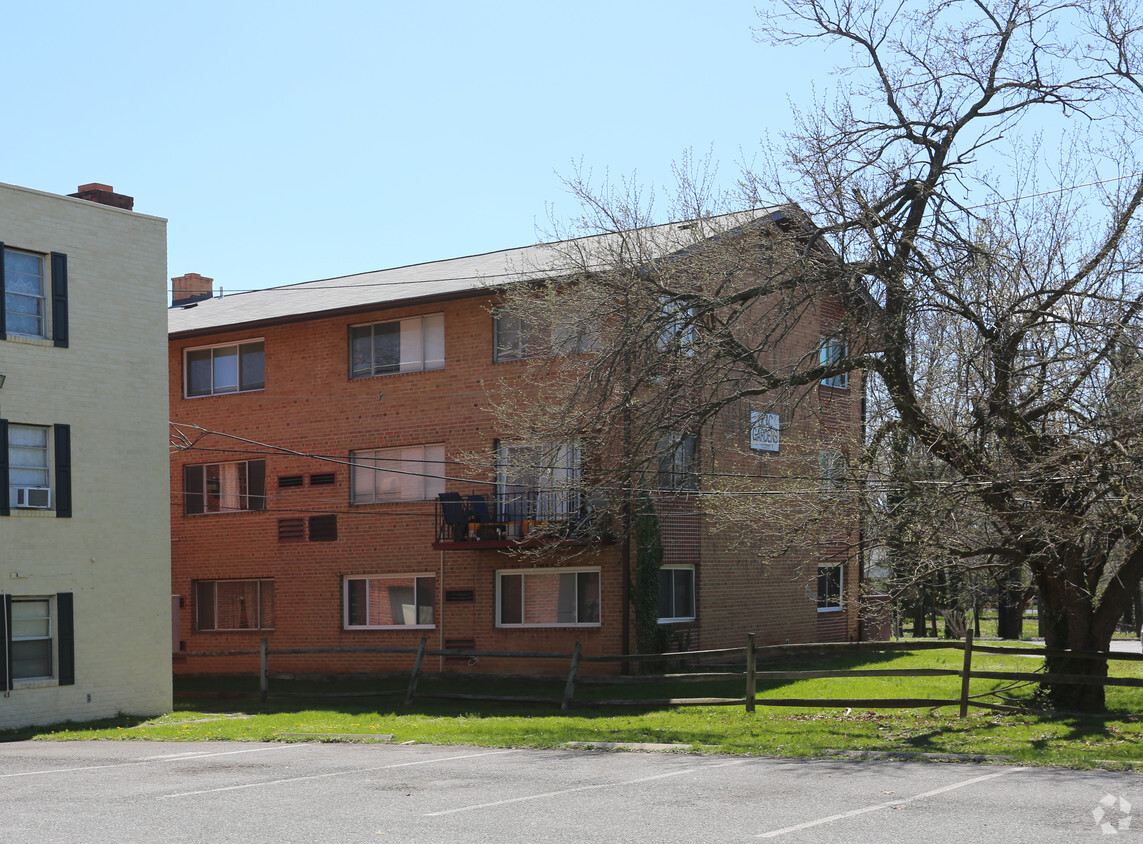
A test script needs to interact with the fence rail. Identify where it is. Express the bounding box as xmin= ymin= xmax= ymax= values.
xmin=179 ymin=631 xmax=1142 ymax=715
